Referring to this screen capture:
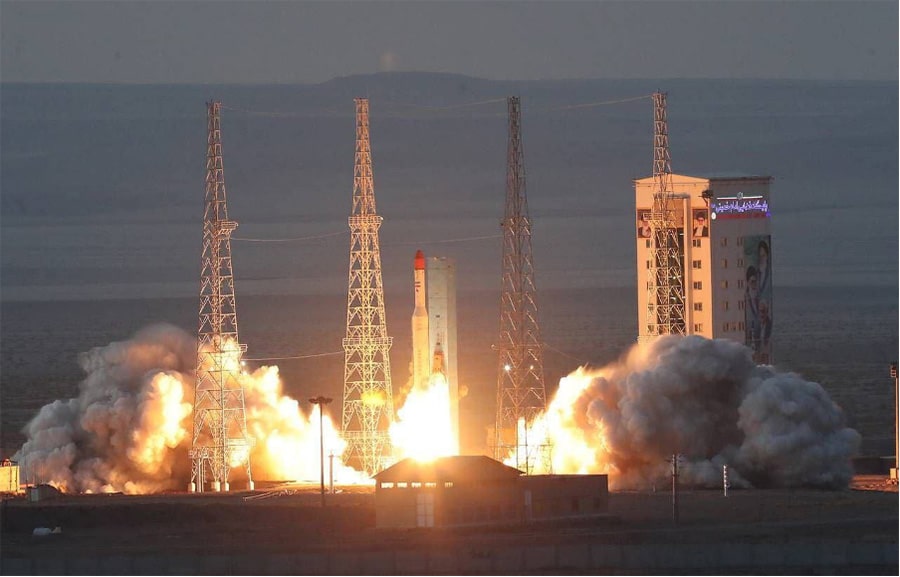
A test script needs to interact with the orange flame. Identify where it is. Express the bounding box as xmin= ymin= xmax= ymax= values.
xmin=390 ymin=372 xmax=456 ymax=462
xmin=502 ymin=367 xmax=610 ymax=474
